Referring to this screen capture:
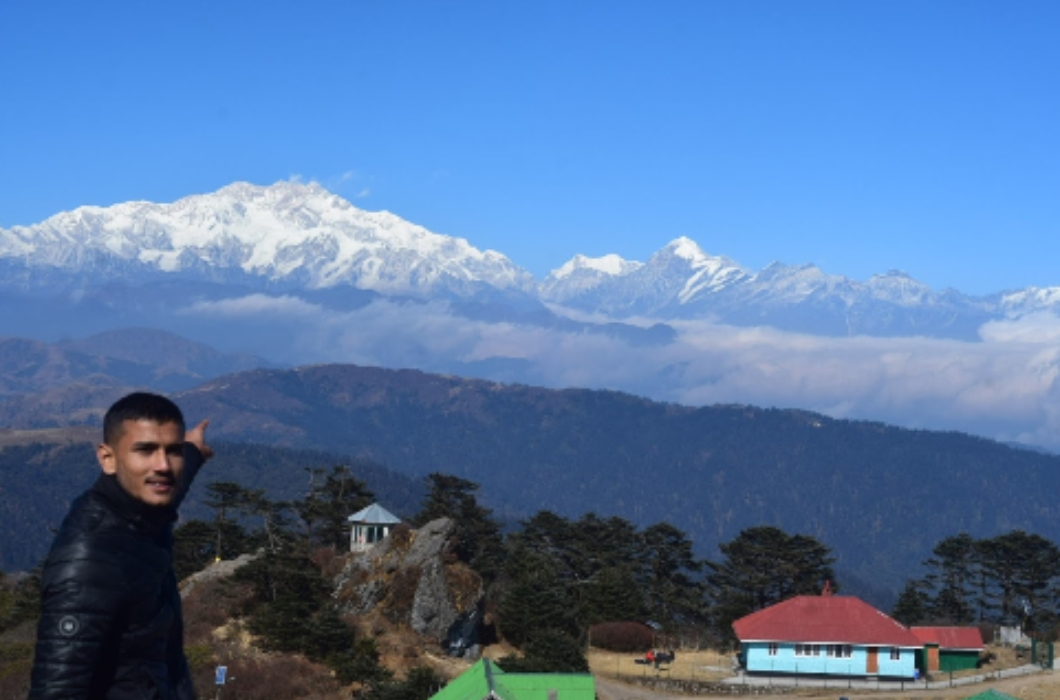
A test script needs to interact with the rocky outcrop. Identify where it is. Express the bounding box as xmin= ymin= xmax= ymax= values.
xmin=179 ymin=551 xmax=259 ymax=599
xmin=333 ymin=518 xmax=484 ymax=644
